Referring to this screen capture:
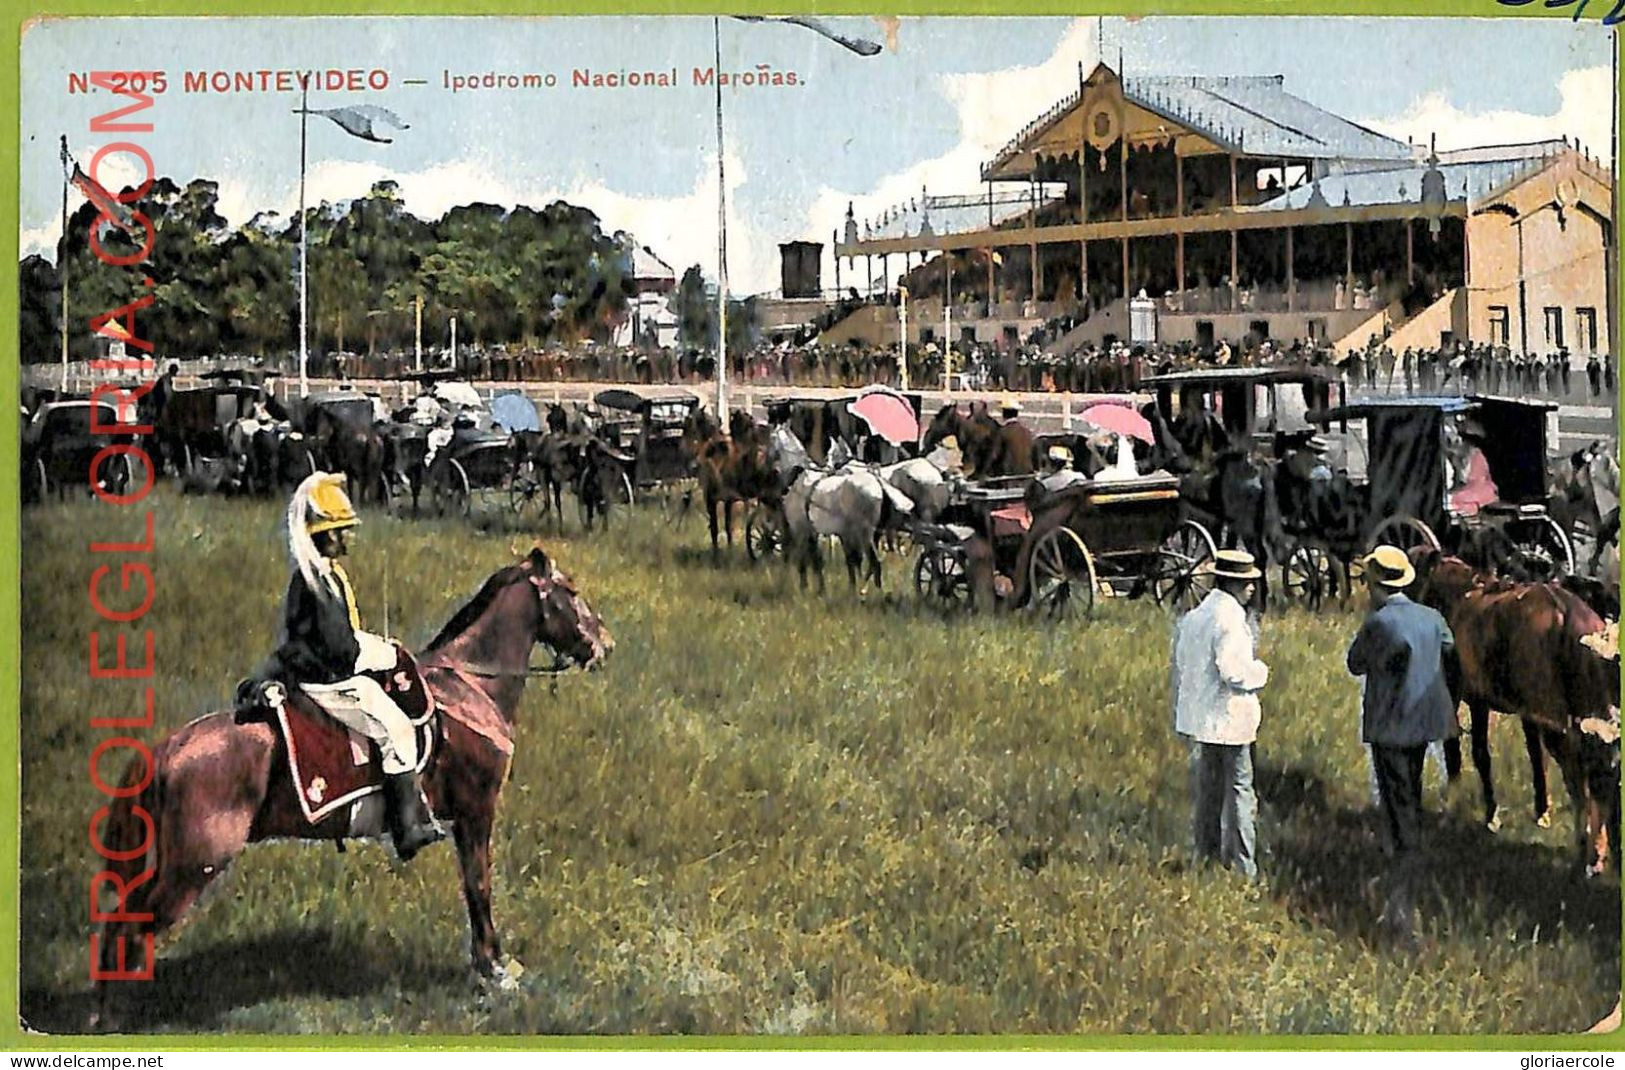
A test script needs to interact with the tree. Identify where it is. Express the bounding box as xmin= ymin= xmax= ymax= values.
xmin=18 ymin=255 xmax=59 ymax=363
xmin=675 ymin=265 xmax=714 ymax=349
xmin=26 ymin=167 xmax=648 ymax=360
